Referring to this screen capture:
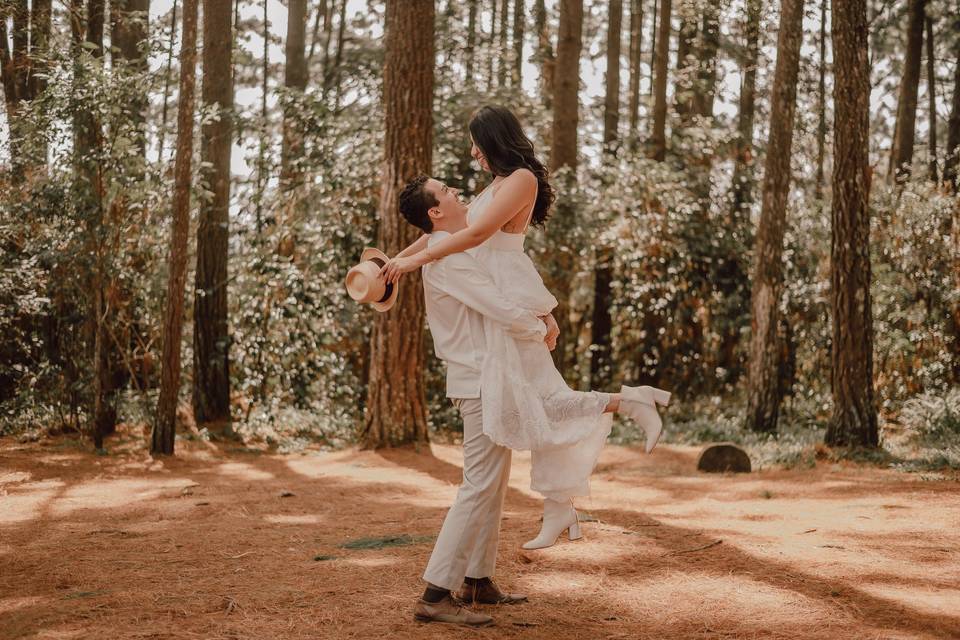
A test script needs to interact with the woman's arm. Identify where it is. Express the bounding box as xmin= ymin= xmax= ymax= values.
xmin=394 ymin=234 xmax=429 ymax=259
xmin=380 ymin=170 xmax=536 ymax=283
